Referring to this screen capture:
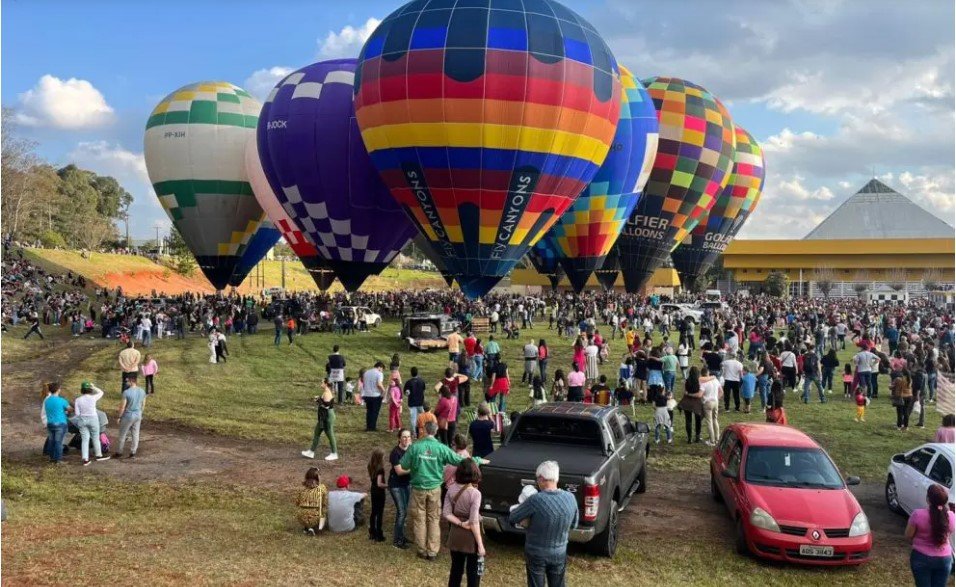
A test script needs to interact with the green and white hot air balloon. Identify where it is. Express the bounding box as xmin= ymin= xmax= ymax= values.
xmin=144 ymin=81 xmax=265 ymax=289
